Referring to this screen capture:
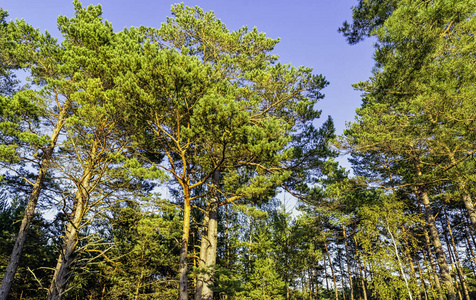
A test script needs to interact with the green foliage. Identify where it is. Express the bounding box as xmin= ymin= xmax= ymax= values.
xmin=339 ymin=0 xmax=398 ymax=44
xmin=0 ymin=188 xmax=56 ymax=299
xmin=356 ymin=197 xmax=422 ymax=299
xmin=61 ymin=199 xmax=182 ymax=300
